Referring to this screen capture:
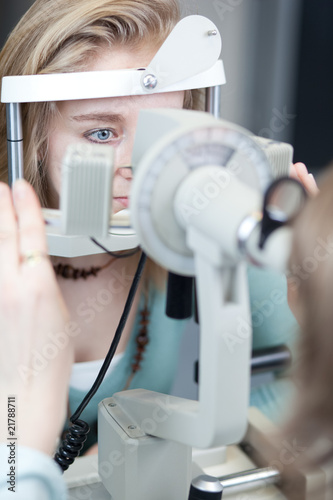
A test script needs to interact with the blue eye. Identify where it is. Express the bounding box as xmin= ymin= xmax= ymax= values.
xmin=86 ymin=129 xmax=116 ymax=143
